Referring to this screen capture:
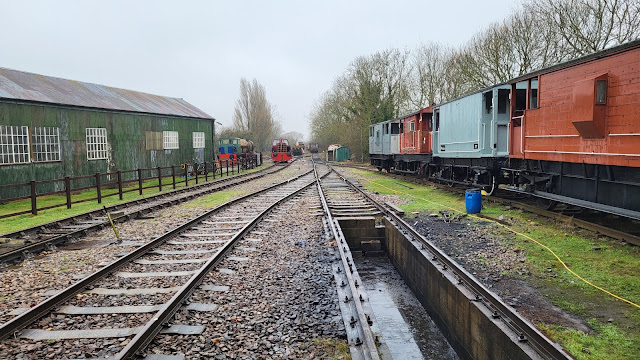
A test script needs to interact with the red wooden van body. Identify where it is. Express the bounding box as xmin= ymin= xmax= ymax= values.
xmin=509 ymin=43 xmax=640 ymax=168
xmin=399 ymin=106 xmax=433 ymax=155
